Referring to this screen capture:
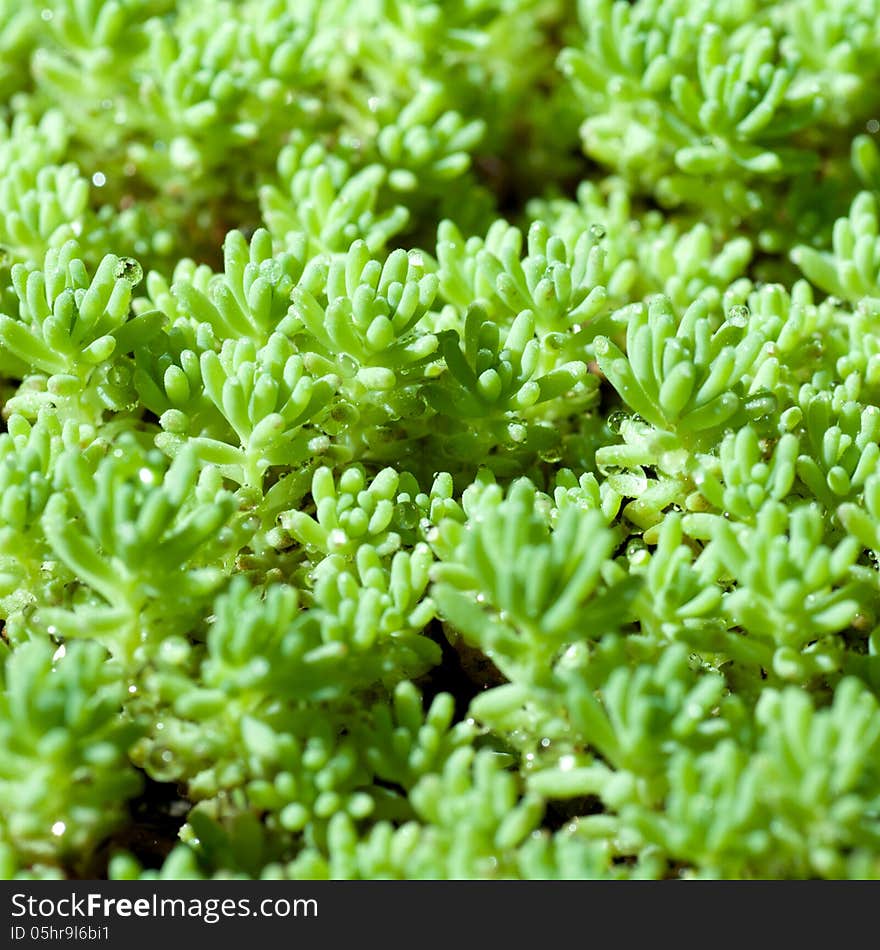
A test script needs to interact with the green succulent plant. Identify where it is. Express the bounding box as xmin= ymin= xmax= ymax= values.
xmin=4 ymin=0 xmax=880 ymax=882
